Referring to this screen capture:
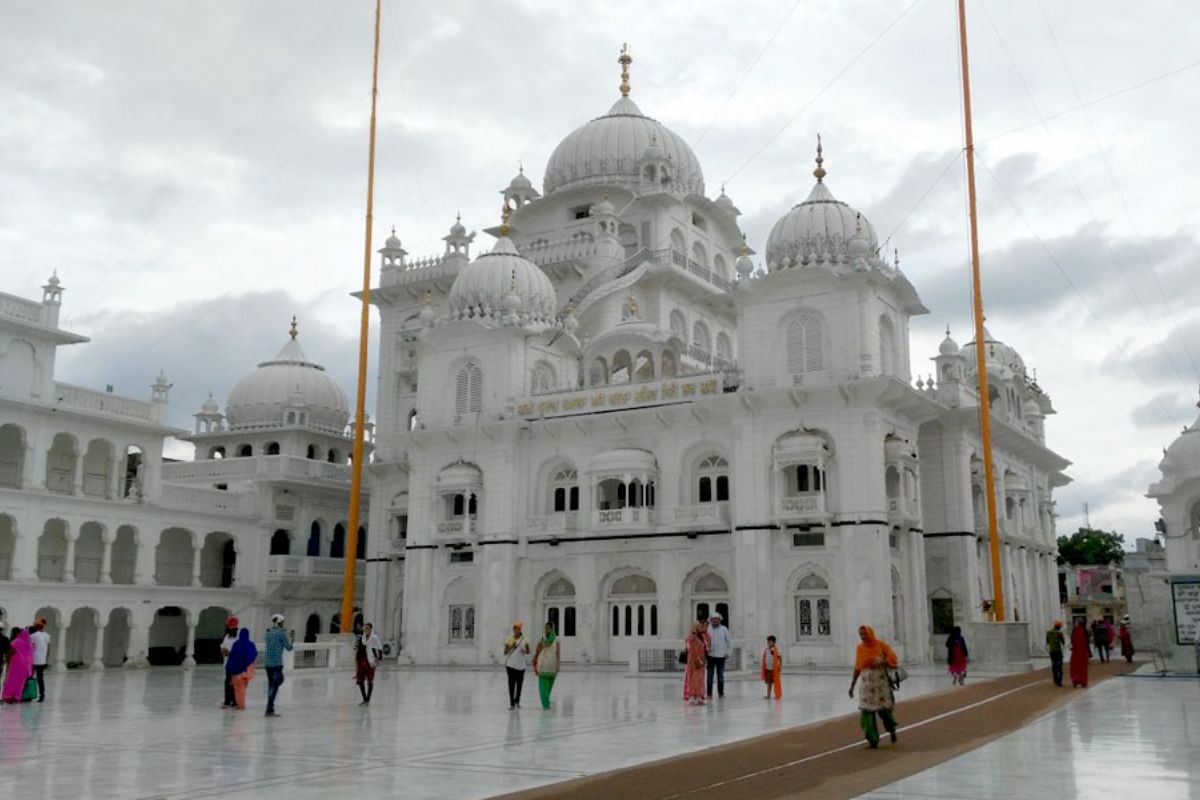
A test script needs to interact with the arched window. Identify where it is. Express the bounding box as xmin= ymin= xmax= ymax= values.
xmin=306 ymin=444 xmax=317 ymax=460
xmin=306 ymin=522 xmax=322 ymax=557
xmin=236 ymin=444 xmax=252 ymax=458
xmin=668 ymin=309 xmax=687 ymax=341
xmin=691 ymin=241 xmax=707 ymax=267
xmin=715 ymin=332 xmax=732 ymax=362
xmin=696 ymin=455 xmax=729 ymax=503
xmin=265 ymin=442 xmax=280 ymax=456
xmin=713 ymin=254 xmax=728 ymax=278
xmin=330 ymin=524 xmax=346 ymax=558
xmin=669 ymin=229 xmax=686 ymax=262
xmin=662 ymin=349 xmax=677 ymax=378
xmin=786 ymin=315 xmax=824 ymax=375
xmin=551 ymin=468 xmax=579 ymax=512
xmin=589 ymin=356 xmax=608 ymax=387
xmin=269 ymin=529 xmax=290 ymax=555
xmin=885 ymin=466 xmax=901 ymax=500
xmin=454 ymin=362 xmax=483 ymax=419
xmin=609 ymin=574 xmax=658 ymax=637
xmin=611 ymin=350 xmax=632 ymax=385
xmin=543 ymin=576 xmax=577 ymax=637
xmin=795 ymin=573 xmax=831 ymax=639
xmin=692 ymin=321 xmax=711 ymax=353
xmin=633 ymin=350 xmax=654 ymax=382
xmin=531 ymin=361 xmax=556 ymax=395
xmin=785 ymin=464 xmax=824 ymax=495
xmin=692 ymin=571 xmax=730 ymax=624
xmin=327 ymin=449 xmax=338 ymax=463
xmin=879 ymin=316 xmax=896 ymax=375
